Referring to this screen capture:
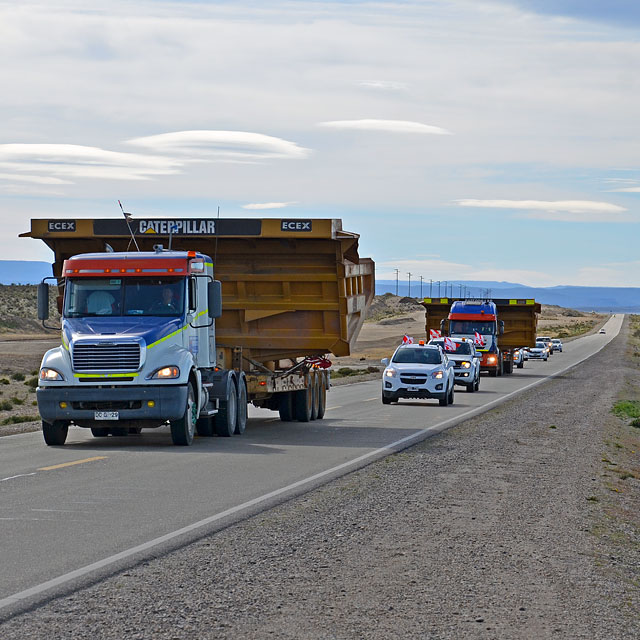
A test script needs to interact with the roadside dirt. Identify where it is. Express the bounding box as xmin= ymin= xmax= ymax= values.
xmin=2 ymin=319 xmax=637 ymax=638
